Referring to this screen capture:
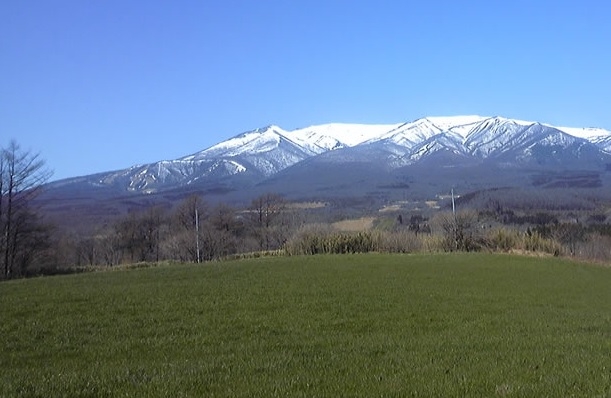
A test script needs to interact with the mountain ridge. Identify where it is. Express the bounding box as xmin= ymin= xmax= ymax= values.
xmin=43 ymin=115 xmax=611 ymax=200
